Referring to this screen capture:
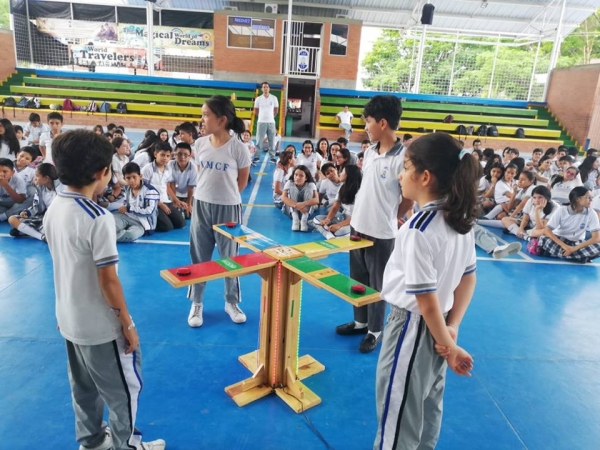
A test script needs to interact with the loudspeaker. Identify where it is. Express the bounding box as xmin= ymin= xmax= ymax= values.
xmin=421 ymin=4 xmax=435 ymax=25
